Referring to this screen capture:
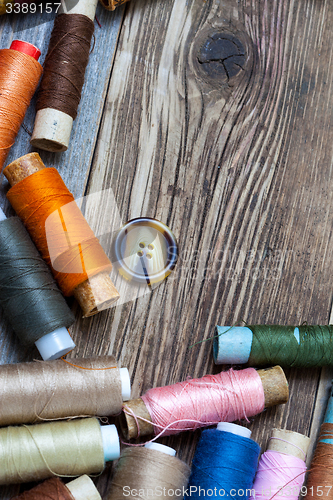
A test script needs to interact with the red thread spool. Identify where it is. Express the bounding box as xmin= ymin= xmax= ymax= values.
xmin=0 ymin=40 xmax=42 ymax=170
